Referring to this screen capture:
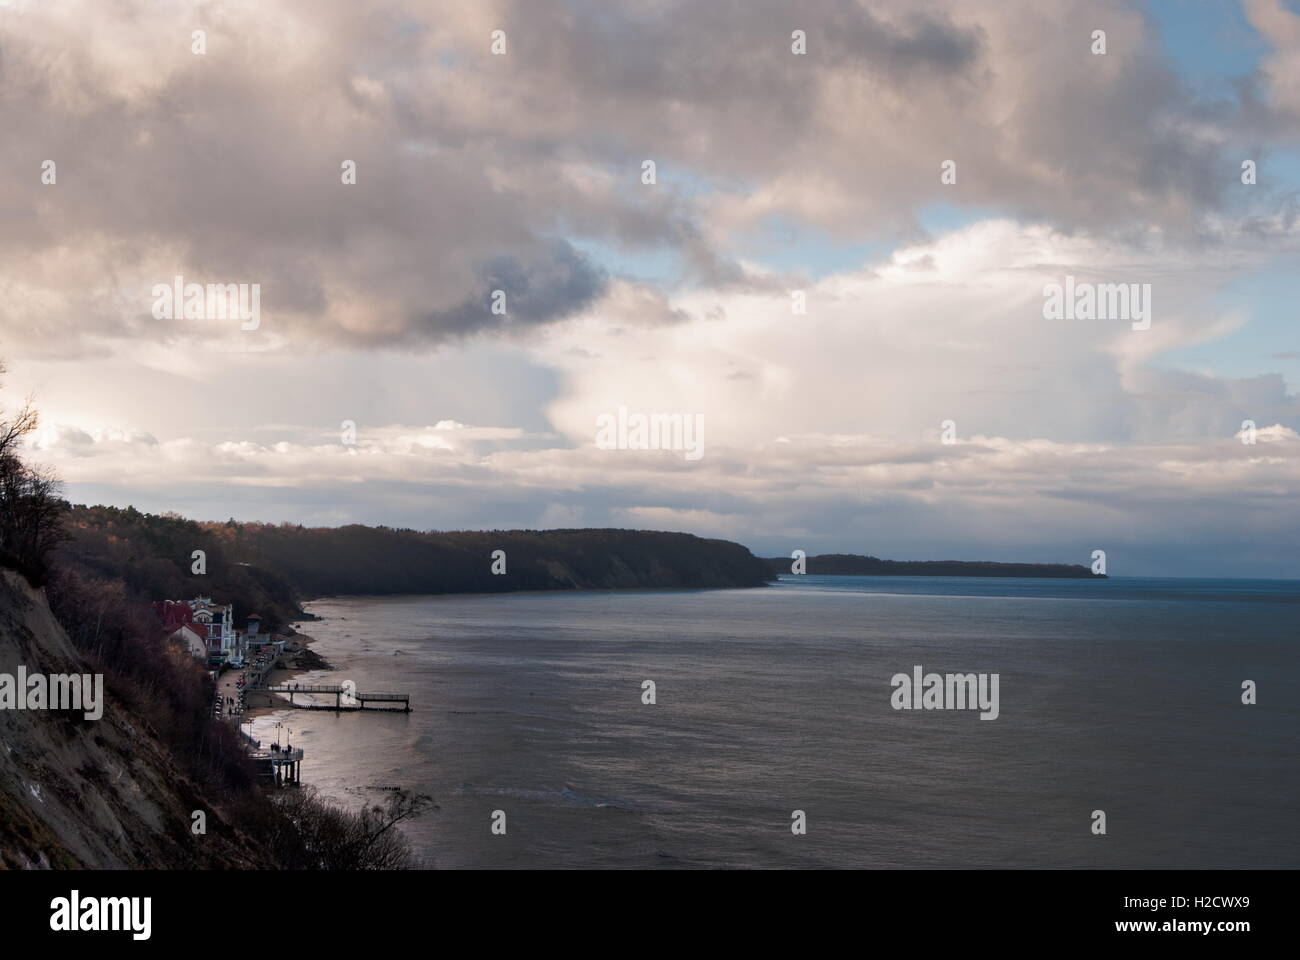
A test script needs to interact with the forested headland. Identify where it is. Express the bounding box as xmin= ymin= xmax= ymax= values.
xmin=60 ymin=506 xmax=776 ymax=629
xmin=764 ymin=553 xmax=1105 ymax=578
